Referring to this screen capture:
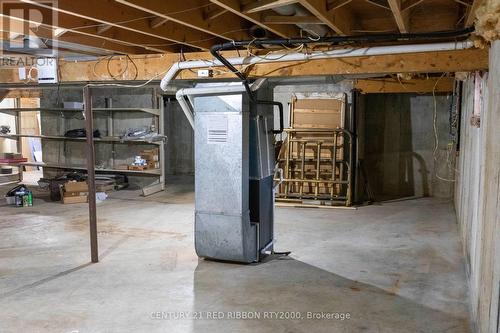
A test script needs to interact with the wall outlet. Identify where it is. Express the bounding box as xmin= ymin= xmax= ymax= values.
xmin=197 ymin=69 xmax=213 ymax=78
xmin=37 ymin=58 xmax=58 ymax=84
xmin=18 ymin=67 xmax=27 ymax=80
